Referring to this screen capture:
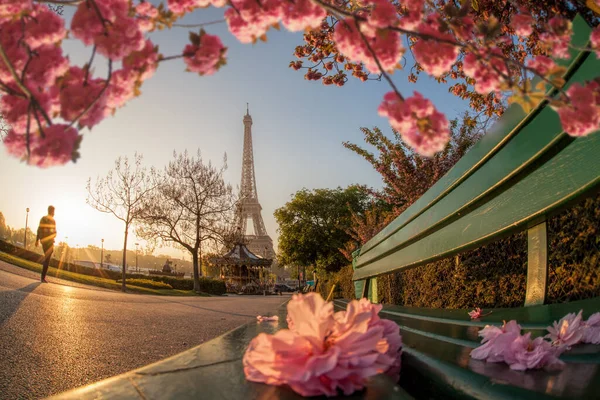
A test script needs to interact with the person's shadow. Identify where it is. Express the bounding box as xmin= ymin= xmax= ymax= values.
xmin=0 ymin=282 xmax=41 ymax=325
